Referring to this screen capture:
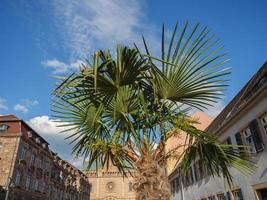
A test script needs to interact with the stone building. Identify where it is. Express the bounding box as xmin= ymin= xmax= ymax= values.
xmin=170 ymin=62 xmax=267 ymax=199
xmin=0 ymin=114 xmax=90 ymax=200
xmin=85 ymin=163 xmax=136 ymax=200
